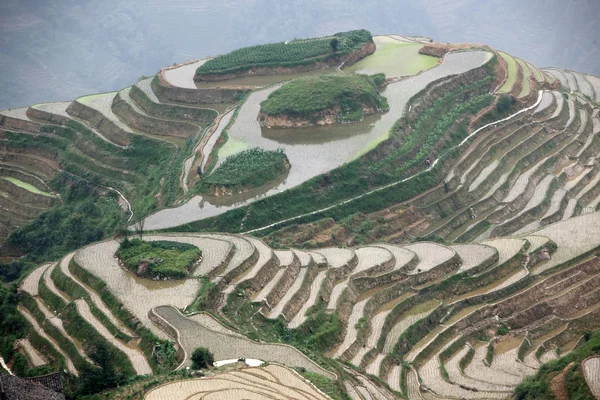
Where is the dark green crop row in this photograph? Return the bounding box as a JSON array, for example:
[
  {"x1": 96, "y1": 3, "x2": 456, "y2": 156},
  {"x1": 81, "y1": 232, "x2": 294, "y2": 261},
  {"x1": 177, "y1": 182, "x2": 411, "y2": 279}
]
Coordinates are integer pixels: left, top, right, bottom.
[{"x1": 196, "y1": 30, "x2": 372, "y2": 76}]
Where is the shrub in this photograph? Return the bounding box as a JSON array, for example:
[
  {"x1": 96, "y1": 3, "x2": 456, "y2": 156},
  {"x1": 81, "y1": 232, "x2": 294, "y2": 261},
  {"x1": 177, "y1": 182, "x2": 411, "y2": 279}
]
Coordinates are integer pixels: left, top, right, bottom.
[{"x1": 191, "y1": 347, "x2": 214, "y2": 369}]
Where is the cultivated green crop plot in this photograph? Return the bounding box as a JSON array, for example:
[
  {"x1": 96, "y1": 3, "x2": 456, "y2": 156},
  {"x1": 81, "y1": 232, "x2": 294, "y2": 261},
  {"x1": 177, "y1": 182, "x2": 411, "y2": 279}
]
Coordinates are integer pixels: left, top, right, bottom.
[
  {"x1": 260, "y1": 74, "x2": 388, "y2": 123},
  {"x1": 2, "y1": 177, "x2": 55, "y2": 197},
  {"x1": 117, "y1": 239, "x2": 202, "y2": 279},
  {"x1": 516, "y1": 58, "x2": 531, "y2": 98},
  {"x1": 196, "y1": 29, "x2": 372, "y2": 77},
  {"x1": 497, "y1": 51, "x2": 518, "y2": 93},
  {"x1": 200, "y1": 148, "x2": 289, "y2": 193},
  {"x1": 345, "y1": 36, "x2": 438, "y2": 77}
]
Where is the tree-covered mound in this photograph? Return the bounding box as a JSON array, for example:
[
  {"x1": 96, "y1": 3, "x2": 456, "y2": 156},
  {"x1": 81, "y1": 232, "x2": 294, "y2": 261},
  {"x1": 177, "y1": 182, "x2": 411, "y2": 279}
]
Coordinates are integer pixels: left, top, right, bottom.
[
  {"x1": 199, "y1": 148, "x2": 289, "y2": 195},
  {"x1": 195, "y1": 29, "x2": 373, "y2": 78},
  {"x1": 116, "y1": 238, "x2": 201, "y2": 279},
  {"x1": 259, "y1": 74, "x2": 388, "y2": 126}
]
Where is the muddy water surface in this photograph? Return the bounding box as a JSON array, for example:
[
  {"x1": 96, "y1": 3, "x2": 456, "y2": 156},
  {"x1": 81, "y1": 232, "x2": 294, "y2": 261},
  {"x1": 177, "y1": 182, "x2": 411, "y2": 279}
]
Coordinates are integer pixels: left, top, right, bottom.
[{"x1": 142, "y1": 51, "x2": 492, "y2": 230}]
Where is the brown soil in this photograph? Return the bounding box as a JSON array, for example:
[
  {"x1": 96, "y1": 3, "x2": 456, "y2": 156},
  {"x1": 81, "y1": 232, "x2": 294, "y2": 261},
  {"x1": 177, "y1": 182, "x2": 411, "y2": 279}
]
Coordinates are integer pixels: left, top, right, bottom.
[
  {"x1": 259, "y1": 105, "x2": 379, "y2": 129},
  {"x1": 550, "y1": 362, "x2": 575, "y2": 400}
]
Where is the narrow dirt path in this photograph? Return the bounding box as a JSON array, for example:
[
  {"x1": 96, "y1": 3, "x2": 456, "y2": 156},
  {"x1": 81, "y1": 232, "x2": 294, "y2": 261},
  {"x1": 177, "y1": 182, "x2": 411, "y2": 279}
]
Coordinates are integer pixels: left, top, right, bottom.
[{"x1": 244, "y1": 91, "x2": 544, "y2": 235}]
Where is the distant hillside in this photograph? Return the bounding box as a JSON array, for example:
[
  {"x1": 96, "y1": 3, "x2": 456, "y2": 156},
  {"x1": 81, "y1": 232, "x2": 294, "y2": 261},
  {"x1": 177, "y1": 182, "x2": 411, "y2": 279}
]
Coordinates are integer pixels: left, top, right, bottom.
[{"x1": 1, "y1": 0, "x2": 599, "y2": 108}]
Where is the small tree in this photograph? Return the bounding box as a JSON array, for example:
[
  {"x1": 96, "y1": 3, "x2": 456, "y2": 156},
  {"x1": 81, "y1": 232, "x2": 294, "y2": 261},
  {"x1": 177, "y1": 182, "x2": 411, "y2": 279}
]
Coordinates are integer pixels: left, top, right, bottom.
[
  {"x1": 496, "y1": 95, "x2": 515, "y2": 114},
  {"x1": 330, "y1": 38, "x2": 339, "y2": 53},
  {"x1": 191, "y1": 347, "x2": 214, "y2": 369}
]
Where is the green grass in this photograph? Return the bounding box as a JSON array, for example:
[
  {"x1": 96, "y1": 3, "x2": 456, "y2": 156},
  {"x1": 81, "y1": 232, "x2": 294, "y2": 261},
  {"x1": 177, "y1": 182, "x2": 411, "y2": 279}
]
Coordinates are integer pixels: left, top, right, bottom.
[
  {"x1": 199, "y1": 148, "x2": 289, "y2": 192},
  {"x1": 345, "y1": 37, "x2": 438, "y2": 76},
  {"x1": 196, "y1": 30, "x2": 372, "y2": 76},
  {"x1": 2, "y1": 177, "x2": 56, "y2": 197},
  {"x1": 216, "y1": 137, "x2": 248, "y2": 159},
  {"x1": 116, "y1": 238, "x2": 201, "y2": 279},
  {"x1": 260, "y1": 74, "x2": 387, "y2": 122},
  {"x1": 513, "y1": 329, "x2": 600, "y2": 400},
  {"x1": 497, "y1": 51, "x2": 518, "y2": 94},
  {"x1": 295, "y1": 369, "x2": 352, "y2": 400}
]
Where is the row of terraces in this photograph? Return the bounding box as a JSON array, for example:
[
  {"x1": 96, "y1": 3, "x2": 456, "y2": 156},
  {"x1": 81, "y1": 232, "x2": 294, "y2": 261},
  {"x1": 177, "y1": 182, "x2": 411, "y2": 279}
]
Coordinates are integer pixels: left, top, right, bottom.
[
  {"x1": 16, "y1": 210, "x2": 600, "y2": 398},
  {"x1": 415, "y1": 85, "x2": 600, "y2": 243},
  {"x1": 495, "y1": 50, "x2": 555, "y2": 98}
]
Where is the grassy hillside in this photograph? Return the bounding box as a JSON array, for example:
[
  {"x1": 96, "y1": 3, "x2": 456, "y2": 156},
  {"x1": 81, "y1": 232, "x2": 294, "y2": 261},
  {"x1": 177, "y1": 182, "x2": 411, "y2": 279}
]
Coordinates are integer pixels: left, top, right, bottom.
[
  {"x1": 260, "y1": 74, "x2": 388, "y2": 123},
  {"x1": 195, "y1": 30, "x2": 373, "y2": 77}
]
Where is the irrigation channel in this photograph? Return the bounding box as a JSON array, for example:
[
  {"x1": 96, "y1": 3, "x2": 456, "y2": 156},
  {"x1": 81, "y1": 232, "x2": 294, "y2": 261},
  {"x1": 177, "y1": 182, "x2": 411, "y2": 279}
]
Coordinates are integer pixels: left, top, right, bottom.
[{"x1": 141, "y1": 50, "x2": 493, "y2": 230}]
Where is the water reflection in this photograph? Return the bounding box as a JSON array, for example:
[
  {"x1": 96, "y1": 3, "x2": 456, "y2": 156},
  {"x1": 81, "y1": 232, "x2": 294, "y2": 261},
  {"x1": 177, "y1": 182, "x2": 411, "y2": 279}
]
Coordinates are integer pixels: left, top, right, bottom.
[{"x1": 142, "y1": 51, "x2": 492, "y2": 230}]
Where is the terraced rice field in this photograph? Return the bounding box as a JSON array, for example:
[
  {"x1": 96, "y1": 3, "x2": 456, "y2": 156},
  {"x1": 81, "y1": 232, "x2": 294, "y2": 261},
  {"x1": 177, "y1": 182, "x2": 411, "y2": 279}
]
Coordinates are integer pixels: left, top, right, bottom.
[
  {"x1": 75, "y1": 92, "x2": 133, "y2": 133},
  {"x1": 144, "y1": 364, "x2": 330, "y2": 400},
  {"x1": 345, "y1": 35, "x2": 439, "y2": 77},
  {"x1": 152, "y1": 305, "x2": 334, "y2": 378},
  {"x1": 582, "y1": 356, "x2": 600, "y2": 398},
  {"x1": 75, "y1": 299, "x2": 151, "y2": 375},
  {"x1": 163, "y1": 59, "x2": 208, "y2": 89},
  {"x1": 516, "y1": 58, "x2": 532, "y2": 98},
  {"x1": 16, "y1": 338, "x2": 47, "y2": 367},
  {"x1": 141, "y1": 50, "x2": 493, "y2": 230},
  {"x1": 497, "y1": 51, "x2": 518, "y2": 94}
]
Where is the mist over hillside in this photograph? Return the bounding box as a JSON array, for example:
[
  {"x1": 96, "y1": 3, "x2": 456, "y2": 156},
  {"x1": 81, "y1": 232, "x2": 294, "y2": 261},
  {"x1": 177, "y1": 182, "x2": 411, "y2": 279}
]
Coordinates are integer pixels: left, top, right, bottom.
[{"x1": 0, "y1": 0, "x2": 598, "y2": 109}]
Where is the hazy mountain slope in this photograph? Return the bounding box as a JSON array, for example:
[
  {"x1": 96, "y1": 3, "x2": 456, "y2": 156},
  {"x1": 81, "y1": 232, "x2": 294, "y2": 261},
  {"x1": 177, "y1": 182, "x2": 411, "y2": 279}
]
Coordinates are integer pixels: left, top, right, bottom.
[{"x1": 1, "y1": 0, "x2": 598, "y2": 109}]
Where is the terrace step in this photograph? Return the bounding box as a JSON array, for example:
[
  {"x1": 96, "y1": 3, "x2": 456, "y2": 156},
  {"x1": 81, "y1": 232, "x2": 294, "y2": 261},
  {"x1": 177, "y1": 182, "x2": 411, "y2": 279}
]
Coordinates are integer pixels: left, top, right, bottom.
[
  {"x1": 58, "y1": 252, "x2": 134, "y2": 337},
  {"x1": 401, "y1": 242, "x2": 456, "y2": 276},
  {"x1": 287, "y1": 269, "x2": 327, "y2": 329},
  {"x1": 17, "y1": 305, "x2": 79, "y2": 376},
  {"x1": 451, "y1": 244, "x2": 498, "y2": 274},
  {"x1": 16, "y1": 338, "x2": 47, "y2": 367},
  {"x1": 74, "y1": 299, "x2": 151, "y2": 375},
  {"x1": 419, "y1": 337, "x2": 511, "y2": 398}
]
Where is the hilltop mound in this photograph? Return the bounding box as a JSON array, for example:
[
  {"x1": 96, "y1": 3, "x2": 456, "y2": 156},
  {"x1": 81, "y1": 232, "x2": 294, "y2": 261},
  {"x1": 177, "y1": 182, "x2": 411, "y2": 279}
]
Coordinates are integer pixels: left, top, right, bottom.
[
  {"x1": 259, "y1": 74, "x2": 388, "y2": 128},
  {"x1": 194, "y1": 29, "x2": 375, "y2": 81}
]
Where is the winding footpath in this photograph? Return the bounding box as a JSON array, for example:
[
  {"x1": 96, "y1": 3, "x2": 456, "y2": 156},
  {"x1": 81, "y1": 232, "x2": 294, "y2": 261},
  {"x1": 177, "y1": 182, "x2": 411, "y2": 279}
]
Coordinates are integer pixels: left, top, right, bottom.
[{"x1": 244, "y1": 90, "x2": 544, "y2": 234}]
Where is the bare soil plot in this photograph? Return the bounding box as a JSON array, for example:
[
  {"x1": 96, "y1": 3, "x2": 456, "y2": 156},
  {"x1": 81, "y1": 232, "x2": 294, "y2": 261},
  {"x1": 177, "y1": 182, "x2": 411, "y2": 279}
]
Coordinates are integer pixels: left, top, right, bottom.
[
  {"x1": 75, "y1": 299, "x2": 151, "y2": 375},
  {"x1": 288, "y1": 270, "x2": 327, "y2": 328},
  {"x1": 16, "y1": 338, "x2": 47, "y2": 367},
  {"x1": 452, "y1": 244, "x2": 497, "y2": 273},
  {"x1": 402, "y1": 243, "x2": 455, "y2": 275},
  {"x1": 532, "y1": 212, "x2": 600, "y2": 274},
  {"x1": 17, "y1": 305, "x2": 78, "y2": 376},
  {"x1": 152, "y1": 305, "x2": 334, "y2": 379},
  {"x1": 145, "y1": 364, "x2": 330, "y2": 400},
  {"x1": 21, "y1": 263, "x2": 51, "y2": 296},
  {"x1": 582, "y1": 356, "x2": 600, "y2": 398}
]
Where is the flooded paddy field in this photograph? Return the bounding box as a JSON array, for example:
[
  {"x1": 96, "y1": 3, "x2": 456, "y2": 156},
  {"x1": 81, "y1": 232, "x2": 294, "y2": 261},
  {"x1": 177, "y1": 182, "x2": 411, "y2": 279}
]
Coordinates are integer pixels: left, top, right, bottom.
[{"x1": 143, "y1": 50, "x2": 492, "y2": 230}]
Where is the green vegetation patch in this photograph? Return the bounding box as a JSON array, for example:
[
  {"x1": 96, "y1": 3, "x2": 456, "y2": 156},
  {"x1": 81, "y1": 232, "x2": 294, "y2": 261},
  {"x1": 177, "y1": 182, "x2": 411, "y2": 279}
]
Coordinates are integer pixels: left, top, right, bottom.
[
  {"x1": 196, "y1": 30, "x2": 372, "y2": 76},
  {"x1": 514, "y1": 329, "x2": 600, "y2": 400},
  {"x1": 260, "y1": 74, "x2": 388, "y2": 123},
  {"x1": 346, "y1": 38, "x2": 438, "y2": 77},
  {"x1": 117, "y1": 238, "x2": 201, "y2": 279},
  {"x1": 199, "y1": 148, "x2": 289, "y2": 193},
  {"x1": 2, "y1": 177, "x2": 56, "y2": 197},
  {"x1": 498, "y1": 51, "x2": 518, "y2": 94}
]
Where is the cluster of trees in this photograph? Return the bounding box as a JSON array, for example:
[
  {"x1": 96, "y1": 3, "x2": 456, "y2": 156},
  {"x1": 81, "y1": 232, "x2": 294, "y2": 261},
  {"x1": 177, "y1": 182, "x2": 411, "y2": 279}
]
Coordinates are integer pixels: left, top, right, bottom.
[{"x1": 196, "y1": 29, "x2": 372, "y2": 75}]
